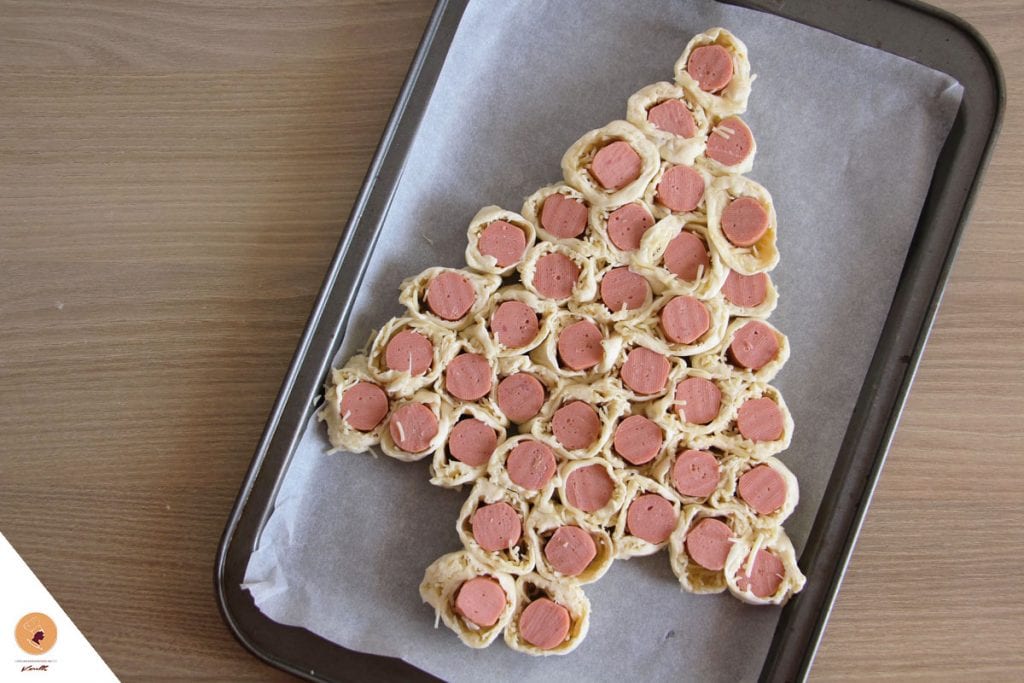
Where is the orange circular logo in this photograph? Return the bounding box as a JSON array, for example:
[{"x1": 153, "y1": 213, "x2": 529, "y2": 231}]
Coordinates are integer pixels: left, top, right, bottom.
[{"x1": 15, "y1": 613, "x2": 57, "y2": 655}]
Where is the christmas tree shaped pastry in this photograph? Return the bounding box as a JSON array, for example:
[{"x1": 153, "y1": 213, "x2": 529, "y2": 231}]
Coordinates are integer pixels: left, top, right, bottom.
[{"x1": 320, "y1": 27, "x2": 805, "y2": 655}]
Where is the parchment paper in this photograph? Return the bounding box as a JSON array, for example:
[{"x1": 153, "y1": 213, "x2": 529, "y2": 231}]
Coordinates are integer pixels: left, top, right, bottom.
[{"x1": 242, "y1": 1, "x2": 963, "y2": 680}]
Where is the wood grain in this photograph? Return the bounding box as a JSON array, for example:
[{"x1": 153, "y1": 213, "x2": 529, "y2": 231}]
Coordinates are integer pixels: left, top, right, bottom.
[{"x1": 0, "y1": 1, "x2": 1020, "y2": 681}]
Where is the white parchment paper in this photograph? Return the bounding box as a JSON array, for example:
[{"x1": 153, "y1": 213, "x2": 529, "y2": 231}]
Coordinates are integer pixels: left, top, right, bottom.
[{"x1": 242, "y1": 1, "x2": 962, "y2": 680}]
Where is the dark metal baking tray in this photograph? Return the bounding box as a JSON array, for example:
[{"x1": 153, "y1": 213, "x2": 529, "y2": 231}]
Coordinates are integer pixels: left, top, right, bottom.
[{"x1": 214, "y1": 1, "x2": 1004, "y2": 680}]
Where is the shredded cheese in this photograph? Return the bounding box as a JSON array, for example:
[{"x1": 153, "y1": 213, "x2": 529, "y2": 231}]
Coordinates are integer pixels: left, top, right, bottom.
[{"x1": 715, "y1": 124, "x2": 736, "y2": 139}]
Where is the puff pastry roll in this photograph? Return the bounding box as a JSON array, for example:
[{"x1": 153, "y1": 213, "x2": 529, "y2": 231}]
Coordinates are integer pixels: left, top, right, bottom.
[
  {"x1": 527, "y1": 504, "x2": 615, "y2": 586},
  {"x1": 561, "y1": 120, "x2": 661, "y2": 208},
  {"x1": 718, "y1": 267, "x2": 778, "y2": 318},
  {"x1": 504, "y1": 573, "x2": 591, "y2": 656},
  {"x1": 643, "y1": 161, "x2": 714, "y2": 220},
  {"x1": 705, "y1": 175, "x2": 779, "y2": 275},
  {"x1": 457, "y1": 479, "x2": 537, "y2": 575},
  {"x1": 530, "y1": 377, "x2": 629, "y2": 460},
  {"x1": 611, "y1": 342, "x2": 686, "y2": 403},
  {"x1": 399, "y1": 267, "x2": 501, "y2": 332},
  {"x1": 530, "y1": 310, "x2": 623, "y2": 381},
  {"x1": 602, "y1": 410, "x2": 676, "y2": 471},
  {"x1": 464, "y1": 286, "x2": 557, "y2": 360},
  {"x1": 464, "y1": 205, "x2": 537, "y2": 276},
  {"x1": 434, "y1": 336, "x2": 504, "y2": 421},
  {"x1": 521, "y1": 183, "x2": 605, "y2": 252},
  {"x1": 611, "y1": 473, "x2": 683, "y2": 559},
  {"x1": 548, "y1": 457, "x2": 628, "y2": 528},
  {"x1": 693, "y1": 317, "x2": 789, "y2": 384},
  {"x1": 319, "y1": 354, "x2": 390, "y2": 454},
  {"x1": 419, "y1": 551, "x2": 518, "y2": 648},
  {"x1": 668, "y1": 502, "x2": 755, "y2": 594},
  {"x1": 674, "y1": 27, "x2": 754, "y2": 117},
  {"x1": 517, "y1": 240, "x2": 599, "y2": 306},
  {"x1": 430, "y1": 402, "x2": 508, "y2": 489},
  {"x1": 645, "y1": 368, "x2": 745, "y2": 440},
  {"x1": 487, "y1": 434, "x2": 563, "y2": 504},
  {"x1": 588, "y1": 198, "x2": 657, "y2": 264},
  {"x1": 378, "y1": 389, "x2": 453, "y2": 462},
  {"x1": 651, "y1": 437, "x2": 735, "y2": 505},
  {"x1": 725, "y1": 526, "x2": 806, "y2": 606},
  {"x1": 570, "y1": 263, "x2": 658, "y2": 325},
  {"x1": 698, "y1": 115, "x2": 757, "y2": 176},
  {"x1": 632, "y1": 215, "x2": 728, "y2": 300},
  {"x1": 626, "y1": 81, "x2": 710, "y2": 166},
  {"x1": 723, "y1": 455, "x2": 799, "y2": 529},
  {"x1": 706, "y1": 383, "x2": 794, "y2": 460},
  {"x1": 491, "y1": 354, "x2": 565, "y2": 426},
  {"x1": 366, "y1": 316, "x2": 458, "y2": 397},
  {"x1": 615, "y1": 292, "x2": 728, "y2": 357}
]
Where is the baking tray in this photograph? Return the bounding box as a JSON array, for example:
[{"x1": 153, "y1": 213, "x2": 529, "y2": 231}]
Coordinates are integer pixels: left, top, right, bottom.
[{"x1": 214, "y1": 0, "x2": 1004, "y2": 680}]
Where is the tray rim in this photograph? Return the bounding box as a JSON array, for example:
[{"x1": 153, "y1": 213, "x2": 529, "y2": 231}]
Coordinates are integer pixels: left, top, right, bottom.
[{"x1": 215, "y1": 2, "x2": 1006, "y2": 682}]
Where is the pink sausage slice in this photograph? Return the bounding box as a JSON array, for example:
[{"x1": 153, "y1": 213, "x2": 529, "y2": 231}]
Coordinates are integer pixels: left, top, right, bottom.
[
  {"x1": 385, "y1": 329, "x2": 433, "y2": 376},
  {"x1": 687, "y1": 44, "x2": 734, "y2": 93},
  {"x1": 506, "y1": 439, "x2": 557, "y2": 491},
  {"x1": 738, "y1": 464, "x2": 787, "y2": 515},
  {"x1": 590, "y1": 140, "x2": 642, "y2": 191},
  {"x1": 607, "y1": 203, "x2": 655, "y2": 251},
  {"x1": 471, "y1": 502, "x2": 522, "y2": 552},
  {"x1": 735, "y1": 549, "x2": 785, "y2": 598},
  {"x1": 721, "y1": 196, "x2": 769, "y2": 247},
  {"x1": 674, "y1": 377, "x2": 722, "y2": 425},
  {"x1": 533, "y1": 253, "x2": 580, "y2": 300},
  {"x1": 626, "y1": 494, "x2": 677, "y2": 544},
  {"x1": 620, "y1": 347, "x2": 671, "y2": 395},
  {"x1": 613, "y1": 415, "x2": 663, "y2": 465},
  {"x1": 660, "y1": 296, "x2": 711, "y2": 345},
  {"x1": 551, "y1": 401, "x2": 602, "y2": 451},
  {"x1": 736, "y1": 397, "x2": 784, "y2": 442},
  {"x1": 426, "y1": 271, "x2": 476, "y2": 321},
  {"x1": 647, "y1": 99, "x2": 697, "y2": 138},
  {"x1": 671, "y1": 449, "x2": 720, "y2": 497},
  {"x1": 340, "y1": 381, "x2": 389, "y2": 431},
  {"x1": 389, "y1": 403, "x2": 438, "y2": 452},
  {"x1": 721, "y1": 269, "x2": 768, "y2": 308},
  {"x1": 540, "y1": 193, "x2": 588, "y2": 239},
  {"x1": 545, "y1": 526, "x2": 598, "y2": 577},
  {"x1": 706, "y1": 117, "x2": 755, "y2": 168},
  {"x1": 557, "y1": 320, "x2": 604, "y2": 371},
  {"x1": 491, "y1": 300, "x2": 539, "y2": 349},
  {"x1": 565, "y1": 464, "x2": 615, "y2": 513},
  {"x1": 656, "y1": 165, "x2": 705, "y2": 213},
  {"x1": 663, "y1": 230, "x2": 710, "y2": 282},
  {"x1": 448, "y1": 418, "x2": 497, "y2": 467},
  {"x1": 454, "y1": 577, "x2": 506, "y2": 628},
  {"x1": 519, "y1": 597, "x2": 571, "y2": 650},
  {"x1": 478, "y1": 220, "x2": 527, "y2": 267},
  {"x1": 496, "y1": 373, "x2": 546, "y2": 423},
  {"x1": 445, "y1": 353, "x2": 492, "y2": 401},
  {"x1": 685, "y1": 517, "x2": 733, "y2": 570},
  {"x1": 728, "y1": 320, "x2": 779, "y2": 370},
  {"x1": 600, "y1": 267, "x2": 650, "y2": 313}
]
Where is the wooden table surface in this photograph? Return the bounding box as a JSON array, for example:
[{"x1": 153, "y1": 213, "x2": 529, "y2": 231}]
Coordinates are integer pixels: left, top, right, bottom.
[{"x1": 1, "y1": 1, "x2": 1021, "y2": 680}]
